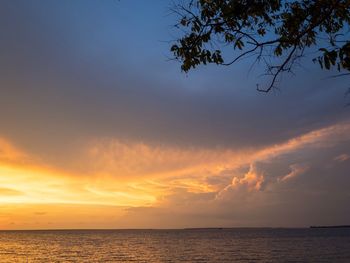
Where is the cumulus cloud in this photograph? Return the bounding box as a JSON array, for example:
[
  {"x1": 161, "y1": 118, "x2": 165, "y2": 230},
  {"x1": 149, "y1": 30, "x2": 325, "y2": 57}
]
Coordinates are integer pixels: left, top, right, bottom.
[
  {"x1": 215, "y1": 164, "x2": 264, "y2": 201},
  {"x1": 231, "y1": 164, "x2": 265, "y2": 191}
]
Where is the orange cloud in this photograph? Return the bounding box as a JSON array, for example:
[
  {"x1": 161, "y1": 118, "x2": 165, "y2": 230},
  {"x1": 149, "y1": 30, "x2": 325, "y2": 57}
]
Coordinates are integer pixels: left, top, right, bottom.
[
  {"x1": 79, "y1": 121, "x2": 350, "y2": 199},
  {"x1": 0, "y1": 137, "x2": 32, "y2": 168},
  {"x1": 215, "y1": 164, "x2": 264, "y2": 201},
  {"x1": 0, "y1": 137, "x2": 157, "y2": 210},
  {"x1": 85, "y1": 122, "x2": 350, "y2": 178},
  {"x1": 231, "y1": 164, "x2": 264, "y2": 191},
  {"x1": 278, "y1": 164, "x2": 309, "y2": 182},
  {"x1": 0, "y1": 121, "x2": 349, "y2": 229}
]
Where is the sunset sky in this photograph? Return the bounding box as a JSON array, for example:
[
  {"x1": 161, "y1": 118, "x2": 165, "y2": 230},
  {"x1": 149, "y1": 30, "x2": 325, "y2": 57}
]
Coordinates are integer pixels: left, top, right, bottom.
[{"x1": 0, "y1": 0, "x2": 350, "y2": 229}]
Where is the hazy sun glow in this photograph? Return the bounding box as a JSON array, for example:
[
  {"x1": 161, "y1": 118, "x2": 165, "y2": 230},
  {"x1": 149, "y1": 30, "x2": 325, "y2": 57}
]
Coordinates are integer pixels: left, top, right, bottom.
[{"x1": 0, "y1": 122, "x2": 349, "y2": 229}]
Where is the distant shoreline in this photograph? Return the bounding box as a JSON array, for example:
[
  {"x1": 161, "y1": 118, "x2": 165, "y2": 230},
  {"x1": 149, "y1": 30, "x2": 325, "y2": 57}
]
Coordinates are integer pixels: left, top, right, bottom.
[
  {"x1": 310, "y1": 225, "x2": 350, "y2": 228},
  {"x1": 1, "y1": 226, "x2": 349, "y2": 231},
  {"x1": 0, "y1": 227, "x2": 297, "y2": 232}
]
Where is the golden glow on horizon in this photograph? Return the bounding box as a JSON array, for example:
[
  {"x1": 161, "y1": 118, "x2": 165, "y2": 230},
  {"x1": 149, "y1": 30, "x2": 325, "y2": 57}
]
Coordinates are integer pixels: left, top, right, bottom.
[
  {"x1": 0, "y1": 163, "x2": 157, "y2": 206},
  {"x1": 0, "y1": 122, "x2": 349, "y2": 229}
]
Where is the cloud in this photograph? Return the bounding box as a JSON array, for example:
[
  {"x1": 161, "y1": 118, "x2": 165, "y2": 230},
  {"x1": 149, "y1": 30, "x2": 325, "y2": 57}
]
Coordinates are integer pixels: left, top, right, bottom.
[
  {"x1": 334, "y1": 153, "x2": 350, "y2": 162},
  {"x1": 78, "y1": 121, "x2": 350, "y2": 190},
  {"x1": 231, "y1": 164, "x2": 265, "y2": 191},
  {"x1": 278, "y1": 164, "x2": 309, "y2": 182},
  {"x1": 0, "y1": 137, "x2": 27, "y2": 163},
  {"x1": 0, "y1": 187, "x2": 23, "y2": 196},
  {"x1": 215, "y1": 164, "x2": 264, "y2": 200},
  {"x1": 0, "y1": 120, "x2": 349, "y2": 228},
  {"x1": 34, "y1": 211, "x2": 47, "y2": 216}
]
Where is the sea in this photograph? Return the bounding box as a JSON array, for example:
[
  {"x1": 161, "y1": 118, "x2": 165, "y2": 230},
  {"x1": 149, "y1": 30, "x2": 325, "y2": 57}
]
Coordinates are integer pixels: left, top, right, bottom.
[{"x1": 0, "y1": 228, "x2": 349, "y2": 262}]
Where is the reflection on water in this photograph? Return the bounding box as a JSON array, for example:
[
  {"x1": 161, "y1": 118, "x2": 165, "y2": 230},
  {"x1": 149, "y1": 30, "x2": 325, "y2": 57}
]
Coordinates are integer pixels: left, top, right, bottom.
[{"x1": 0, "y1": 228, "x2": 349, "y2": 262}]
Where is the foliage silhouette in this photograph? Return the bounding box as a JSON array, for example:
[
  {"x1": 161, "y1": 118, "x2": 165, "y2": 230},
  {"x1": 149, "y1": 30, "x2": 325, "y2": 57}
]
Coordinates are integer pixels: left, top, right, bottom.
[{"x1": 170, "y1": 0, "x2": 350, "y2": 92}]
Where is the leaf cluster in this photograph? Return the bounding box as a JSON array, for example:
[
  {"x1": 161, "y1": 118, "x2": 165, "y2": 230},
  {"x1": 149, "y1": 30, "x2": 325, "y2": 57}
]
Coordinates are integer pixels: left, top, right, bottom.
[{"x1": 171, "y1": 0, "x2": 350, "y2": 92}]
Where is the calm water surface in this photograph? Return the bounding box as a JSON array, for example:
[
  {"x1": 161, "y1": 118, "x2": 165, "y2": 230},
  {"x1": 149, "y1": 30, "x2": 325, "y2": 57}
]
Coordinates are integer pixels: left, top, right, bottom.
[{"x1": 0, "y1": 228, "x2": 349, "y2": 262}]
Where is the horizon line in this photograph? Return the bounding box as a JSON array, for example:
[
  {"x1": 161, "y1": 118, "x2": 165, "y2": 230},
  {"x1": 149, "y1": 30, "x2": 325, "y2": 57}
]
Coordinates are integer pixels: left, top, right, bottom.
[{"x1": 0, "y1": 226, "x2": 318, "y2": 231}]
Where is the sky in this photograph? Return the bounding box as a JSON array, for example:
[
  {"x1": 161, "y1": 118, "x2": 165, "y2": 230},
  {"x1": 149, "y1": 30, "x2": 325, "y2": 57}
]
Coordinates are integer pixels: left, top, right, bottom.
[{"x1": 0, "y1": 0, "x2": 350, "y2": 229}]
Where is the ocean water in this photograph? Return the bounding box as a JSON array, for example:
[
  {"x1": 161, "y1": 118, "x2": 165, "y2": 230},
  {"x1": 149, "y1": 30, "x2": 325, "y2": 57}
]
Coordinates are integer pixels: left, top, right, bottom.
[{"x1": 0, "y1": 228, "x2": 349, "y2": 262}]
